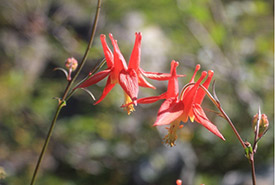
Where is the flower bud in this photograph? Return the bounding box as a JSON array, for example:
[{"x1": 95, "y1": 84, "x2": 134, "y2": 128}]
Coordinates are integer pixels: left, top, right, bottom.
[
  {"x1": 65, "y1": 57, "x2": 78, "y2": 71},
  {"x1": 176, "y1": 179, "x2": 182, "y2": 185},
  {"x1": 252, "y1": 113, "x2": 269, "y2": 138}
]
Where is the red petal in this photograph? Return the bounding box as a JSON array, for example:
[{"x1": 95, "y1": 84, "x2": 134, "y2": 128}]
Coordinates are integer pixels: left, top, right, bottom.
[
  {"x1": 194, "y1": 70, "x2": 214, "y2": 105},
  {"x1": 181, "y1": 71, "x2": 207, "y2": 122},
  {"x1": 193, "y1": 104, "x2": 225, "y2": 141},
  {"x1": 75, "y1": 69, "x2": 112, "y2": 89},
  {"x1": 94, "y1": 77, "x2": 116, "y2": 105},
  {"x1": 137, "y1": 72, "x2": 156, "y2": 89},
  {"x1": 166, "y1": 60, "x2": 179, "y2": 98},
  {"x1": 128, "y1": 32, "x2": 142, "y2": 70},
  {"x1": 119, "y1": 68, "x2": 139, "y2": 104},
  {"x1": 121, "y1": 93, "x2": 166, "y2": 108},
  {"x1": 153, "y1": 98, "x2": 184, "y2": 126},
  {"x1": 100, "y1": 34, "x2": 114, "y2": 68},
  {"x1": 189, "y1": 64, "x2": 201, "y2": 83},
  {"x1": 109, "y1": 33, "x2": 128, "y2": 72},
  {"x1": 141, "y1": 69, "x2": 184, "y2": 81},
  {"x1": 137, "y1": 92, "x2": 167, "y2": 104},
  {"x1": 182, "y1": 64, "x2": 201, "y2": 96}
]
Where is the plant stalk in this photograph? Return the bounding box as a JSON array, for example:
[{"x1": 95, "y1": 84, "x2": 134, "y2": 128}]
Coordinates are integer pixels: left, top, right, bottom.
[
  {"x1": 198, "y1": 84, "x2": 246, "y2": 149},
  {"x1": 198, "y1": 83, "x2": 257, "y2": 185},
  {"x1": 250, "y1": 154, "x2": 257, "y2": 185},
  {"x1": 29, "y1": 1, "x2": 101, "y2": 184},
  {"x1": 180, "y1": 77, "x2": 257, "y2": 185},
  {"x1": 29, "y1": 102, "x2": 64, "y2": 185},
  {"x1": 62, "y1": 0, "x2": 101, "y2": 101}
]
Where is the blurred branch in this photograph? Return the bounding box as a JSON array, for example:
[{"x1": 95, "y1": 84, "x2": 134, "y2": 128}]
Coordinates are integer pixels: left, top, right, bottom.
[{"x1": 187, "y1": 19, "x2": 232, "y2": 69}]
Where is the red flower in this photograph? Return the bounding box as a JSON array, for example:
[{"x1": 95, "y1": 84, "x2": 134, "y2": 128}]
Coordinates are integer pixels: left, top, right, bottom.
[
  {"x1": 76, "y1": 33, "x2": 173, "y2": 114},
  {"x1": 156, "y1": 64, "x2": 225, "y2": 145},
  {"x1": 122, "y1": 60, "x2": 181, "y2": 106},
  {"x1": 126, "y1": 62, "x2": 225, "y2": 146}
]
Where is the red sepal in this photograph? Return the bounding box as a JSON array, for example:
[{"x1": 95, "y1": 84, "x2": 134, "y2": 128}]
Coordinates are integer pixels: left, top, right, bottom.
[
  {"x1": 94, "y1": 77, "x2": 116, "y2": 105},
  {"x1": 193, "y1": 104, "x2": 225, "y2": 141},
  {"x1": 153, "y1": 98, "x2": 184, "y2": 126},
  {"x1": 76, "y1": 69, "x2": 112, "y2": 89}
]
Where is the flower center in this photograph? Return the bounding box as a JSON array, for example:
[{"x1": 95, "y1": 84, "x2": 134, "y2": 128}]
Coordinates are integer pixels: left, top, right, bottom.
[
  {"x1": 163, "y1": 121, "x2": 183, "y2": 147},
  {"x1": 123, "y1": 93, "x2": 135, "y2": 115}
]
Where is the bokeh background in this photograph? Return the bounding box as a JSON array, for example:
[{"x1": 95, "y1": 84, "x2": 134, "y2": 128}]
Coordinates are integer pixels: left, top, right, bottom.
[{"x1": 0, "y1": 0, "x2": 273, "y2": 184}]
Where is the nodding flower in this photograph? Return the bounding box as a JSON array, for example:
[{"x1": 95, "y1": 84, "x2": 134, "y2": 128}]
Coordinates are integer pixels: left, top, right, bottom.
[
  {"x1": 123, "y1": 62, "x2": 225, "y2": 146},
  {"x1": 75, "y1": 33, "x2": 178, "y2": 115}
]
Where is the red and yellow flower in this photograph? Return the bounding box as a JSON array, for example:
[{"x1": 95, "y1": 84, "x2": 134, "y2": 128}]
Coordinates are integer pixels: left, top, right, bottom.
[
  {"x1": 76, "y1": 33, "x2": 174, "y2": 114},
  {"x1": 124, "y1": 61, "x2": 225, "y2": 146}
]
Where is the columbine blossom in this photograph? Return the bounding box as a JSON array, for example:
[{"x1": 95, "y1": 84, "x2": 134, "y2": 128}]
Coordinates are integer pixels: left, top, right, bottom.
[
  {"x1": 76, "y1": 33, "x2": 174, "y2": 114},
  {"x1": 155, "y1": 64, "x2": 225, "y2": 146},
  {"x1": 125, "y1": 62, "x2": 225, "y2": 146}
]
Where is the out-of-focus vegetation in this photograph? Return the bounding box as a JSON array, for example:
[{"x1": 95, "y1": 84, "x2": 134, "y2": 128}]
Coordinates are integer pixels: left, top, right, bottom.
[{"x1": 0, "y1": 0, "x2": 273, "y2": 185}]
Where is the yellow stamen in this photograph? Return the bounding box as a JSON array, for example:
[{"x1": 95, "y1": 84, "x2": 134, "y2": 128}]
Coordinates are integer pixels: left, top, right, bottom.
[
  {"x1": 123, "y1": 93, "x2": 135, "y2": 115},
  {"x1": 163, "y1": 121, "x2": 183, "y2": 147},
  {"x1": 188, "y1": 109, "x2": 195, "y2": 122},
  {"x1": 189, "y1": 115, "x2": 195, "y2": 122}
]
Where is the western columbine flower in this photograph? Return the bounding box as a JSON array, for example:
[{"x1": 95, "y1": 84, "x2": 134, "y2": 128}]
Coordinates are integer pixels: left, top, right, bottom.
[
  {"x1": 155, "y1": 64, "x2": 225, "y2": 146},
  {"x1": 125, "y1": 62, "x2": 225, "y2": 146},
  {"x1": 76, "y1": 33, "x2": 173, "y2": 114}
]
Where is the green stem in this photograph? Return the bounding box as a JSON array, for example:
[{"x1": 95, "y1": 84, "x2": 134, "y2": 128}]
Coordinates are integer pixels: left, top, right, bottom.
[
  {"x1": 30, "y1": 102, "x2": 64, "y2": 185},
  {"x1": 65, "y1": 58, "x2": 106, "y2": 101},
  {"x1": 29, "y1": 1, "x2": 101, "y2": 184},
  {"x1": 62, "y1": 0, "x2": 101, "y2": 101}
]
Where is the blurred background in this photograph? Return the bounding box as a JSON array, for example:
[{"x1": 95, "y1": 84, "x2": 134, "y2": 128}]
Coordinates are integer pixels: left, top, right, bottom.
[{"x1": 0, "y1": 0, "x2": 273, "y2": 184}]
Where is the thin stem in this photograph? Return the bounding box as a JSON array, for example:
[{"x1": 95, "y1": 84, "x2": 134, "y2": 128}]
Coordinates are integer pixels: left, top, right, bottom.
[
  {"x1": 202, "y1": 84, "x2": 258, "y2": 185},
  {"x1": 62, "y1": 0, "x2": 101, "y2": 101},
  {"x1": 250, "y1": 154, "x2": 257, "y2": 185},
  {"x1": 217, "y1": 105, "x2": 246, "y2": 149},
  {"x1": 252, "y1": 108, "x2": 261, "y2": 153},
  {"x1": 29, "y1": 1, "x2": 101, "y2": 185},
  {"x1": 247, "y1": 108, "x2": 262, "y2": 185},
  {"x1": 30, "y1": 102, "x2": 64, "y2": 185},
  {"x1": 181, "y1": 82, "x2": 256, "y2": 184},
  {"x1": 198, "y1": 84, "x2": 247, "y2": 149},
  {"x1": 179, "y1": 82, "x2": 196, "y2": 100},
  {"x1": 74, "y1": 58, "x2": 106, "y2": 89},
  {"x1": 65, "y1": 58, "x2": 106, "y2": 101}
]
